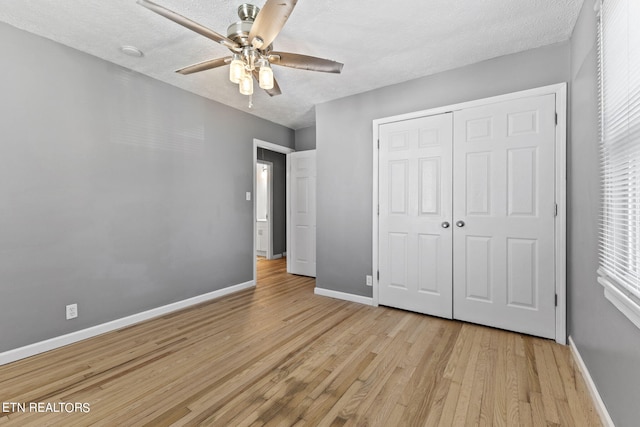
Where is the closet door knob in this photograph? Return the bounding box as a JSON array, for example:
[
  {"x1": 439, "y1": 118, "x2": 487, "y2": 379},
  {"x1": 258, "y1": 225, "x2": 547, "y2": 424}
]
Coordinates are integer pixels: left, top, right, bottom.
[
  {"x1": 441, "y1": 221, "x2": 450, "y2": 228},
  {"x1": 456, "y1": 220, "x2": 465, "y2": 228}
]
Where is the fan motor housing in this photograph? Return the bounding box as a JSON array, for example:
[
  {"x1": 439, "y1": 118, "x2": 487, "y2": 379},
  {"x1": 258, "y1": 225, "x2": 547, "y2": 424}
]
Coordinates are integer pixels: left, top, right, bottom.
[
  {"x1": 227, "y1": 4, "x2": 260, "y2": 46},
  {"x1": 227, "y1": 20, "x2": 253, "y2": 45}
]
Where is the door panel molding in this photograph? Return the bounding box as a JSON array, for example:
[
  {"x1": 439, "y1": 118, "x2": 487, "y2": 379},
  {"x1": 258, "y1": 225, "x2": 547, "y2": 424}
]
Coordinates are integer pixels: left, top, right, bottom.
[{"x1": 372, "y1": 83, "x2": 567, "y2": 344}]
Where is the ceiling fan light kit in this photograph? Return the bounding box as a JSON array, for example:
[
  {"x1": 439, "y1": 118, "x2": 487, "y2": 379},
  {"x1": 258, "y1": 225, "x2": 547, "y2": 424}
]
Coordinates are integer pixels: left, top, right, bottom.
[{"x1": 137, "y1": 0, "x2": 343, "y2": 105}]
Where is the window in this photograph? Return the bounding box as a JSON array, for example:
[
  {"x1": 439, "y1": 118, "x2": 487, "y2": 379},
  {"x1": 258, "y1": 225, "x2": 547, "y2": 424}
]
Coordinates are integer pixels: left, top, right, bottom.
[{"x1": 597, "y1": 0, "x2": 640, "y2": 328}]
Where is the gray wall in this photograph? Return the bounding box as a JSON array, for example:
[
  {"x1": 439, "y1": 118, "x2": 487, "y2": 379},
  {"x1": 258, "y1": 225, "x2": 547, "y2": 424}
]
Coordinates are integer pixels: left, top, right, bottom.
[
  {"x1": 316, "y1": 42, "x2": 570, "y2": 297},
  {"x1": 569, "y1": 3, "x2": 640, "y2": 425},
  {"x1": 0, "y1": 23, "x2": 293, "y2": 352},
  {"x1": 257, "y1": 148, "x2": 287, "y2": 256},
  {"x1": 294, "y1": 126, "x2": 316, "y2": 151}
]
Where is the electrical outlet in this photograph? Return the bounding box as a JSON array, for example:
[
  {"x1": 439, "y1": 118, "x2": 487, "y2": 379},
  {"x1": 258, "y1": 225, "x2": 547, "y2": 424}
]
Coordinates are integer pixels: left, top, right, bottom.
[
  {"x1": 66, "y1": 304, "x2": 78, "y2": 320},
  {"x1": 366, "y1": 275, "x2": 373, "y2": 287}
]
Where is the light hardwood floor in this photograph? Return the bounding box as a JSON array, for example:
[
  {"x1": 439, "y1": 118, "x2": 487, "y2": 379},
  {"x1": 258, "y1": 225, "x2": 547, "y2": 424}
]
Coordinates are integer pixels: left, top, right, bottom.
[{"x1": 0, "y1": 258, "x2": 601, "y2": 426}]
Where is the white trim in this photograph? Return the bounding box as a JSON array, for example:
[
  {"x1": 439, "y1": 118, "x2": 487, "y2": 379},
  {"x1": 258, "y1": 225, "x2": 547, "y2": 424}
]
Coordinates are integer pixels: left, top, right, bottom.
[
  {"x1": 253, "y1": 139, "x2": 295, "y2": 283},
  {"x1": 314, "y1": 287, "x2": 375, "y2": 306},
  {"x1": 0, "y1": 280, "x2": 255, "y2": 366},
  {"x1": 568, "y1": 336, "x2": 615, "y2": 427},
  {"x1": 286, "y1": 154, "x2": 291, "y2": 274},
  {"x1": 372, "y1": 83, "x2": 568, "y2": 127},
  {"x1": 254, "y1": 139, "x2": 295, "y2": 155},
  {"x1": 555, "y1": 83, "x2": 568, "y2": 345},
  {"x1": 372, "y1": 83, "x2": 568, "y2": 344},
  {"x1": 372, "y1": 122, "x2": 380, "y2": 308},
  {"x1": 599, "y1": 276, "x2": 640, "y2": 330}
]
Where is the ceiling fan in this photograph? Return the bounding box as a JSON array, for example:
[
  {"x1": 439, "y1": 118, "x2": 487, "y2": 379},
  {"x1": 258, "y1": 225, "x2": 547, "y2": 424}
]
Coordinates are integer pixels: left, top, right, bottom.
[{"x1": 137, "y1": 0, "x2": 344, "y2": 103}]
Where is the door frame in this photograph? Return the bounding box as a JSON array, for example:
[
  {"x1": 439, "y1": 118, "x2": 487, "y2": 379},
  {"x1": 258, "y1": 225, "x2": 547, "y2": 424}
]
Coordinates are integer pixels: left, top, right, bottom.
[
  {"x1": 253, "y1": 139, "x2": 295, "y2": 284},
  {"x1": 372, "y1": 83, "x2": 567, "y2": 344},
  {"x1": 256, "y1": 160, "x2": 274, "y2": 259}
]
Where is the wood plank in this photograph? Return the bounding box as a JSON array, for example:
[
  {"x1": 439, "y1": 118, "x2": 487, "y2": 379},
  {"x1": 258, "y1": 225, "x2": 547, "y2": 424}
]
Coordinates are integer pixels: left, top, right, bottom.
[
  {"x1": 491, "y1": 330, "x2": 508, "y2": 427},
  {"x1": 533, "y1": 341, "x2": 561, "y2": 424},
  {"x1": 463, "y1": 328, "x2": 492, "y2": 426},
  {"x1": 505, "y1": 334, "x2": 521, "y2": 426},
  {"x1": 477, "y1": 328, "x2": 497, "y2": 427},
  {"x1": 451, "y1": 325, "x2": 484, "y2": 426}
]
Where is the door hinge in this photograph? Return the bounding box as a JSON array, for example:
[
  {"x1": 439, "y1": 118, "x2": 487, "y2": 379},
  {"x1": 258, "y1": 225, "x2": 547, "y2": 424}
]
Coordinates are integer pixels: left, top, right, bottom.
[
  {"x1": 555, "y1": 294, "x2": 558, "y2": 306},
  {"x1": 555, "y1": 112, "x2": 558, "y2": 125},
  {"x1": 377, "y1": 205, "x2": 380, "y2": 215},
  {"x1": 555, "y1": 203, "x2": 558, "y2": 217},
  {"x1": 377, "y1": 270, "x2": 380, "y2": 280},
  {"x1": 377, "y1": 139, "x2": 380, "y2": 149}
]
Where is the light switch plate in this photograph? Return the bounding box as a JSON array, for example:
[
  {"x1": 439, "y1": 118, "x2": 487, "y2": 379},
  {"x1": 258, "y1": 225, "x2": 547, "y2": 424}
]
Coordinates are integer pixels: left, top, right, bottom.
[{"x1": 246, "y1": 192, "x2": 251, "y2": 201}]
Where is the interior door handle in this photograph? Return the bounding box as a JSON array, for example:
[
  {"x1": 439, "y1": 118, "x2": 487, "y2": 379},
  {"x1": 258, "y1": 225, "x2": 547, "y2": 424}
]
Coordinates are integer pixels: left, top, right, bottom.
[
  {"x1": 441, "y1": 221, "x2": 450, "y2": 228},
  {"x1": 456, "y1": 220, "x2": 465, "y2": 227}
]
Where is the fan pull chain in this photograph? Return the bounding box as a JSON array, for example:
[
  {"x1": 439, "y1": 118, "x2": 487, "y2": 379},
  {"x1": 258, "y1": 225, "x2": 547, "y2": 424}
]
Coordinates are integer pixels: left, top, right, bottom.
[{"x1": 248, "y1": 94, "x2": 254, "y2": 109}]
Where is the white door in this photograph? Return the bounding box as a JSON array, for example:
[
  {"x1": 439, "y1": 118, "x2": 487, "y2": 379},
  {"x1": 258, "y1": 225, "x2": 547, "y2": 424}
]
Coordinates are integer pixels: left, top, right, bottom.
[
  {"x1": 452, "y1": 94, "x2": 556, "y2": 338},
  {"x1": 289, "y1": 151, "x2": 316, "y2": 277},
  {"x1": 378, "y1": 114, "x2": 454, "y2": 318}
]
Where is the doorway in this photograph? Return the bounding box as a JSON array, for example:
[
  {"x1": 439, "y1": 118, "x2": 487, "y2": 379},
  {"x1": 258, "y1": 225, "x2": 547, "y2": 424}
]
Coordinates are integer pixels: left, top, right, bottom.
[{"x1": 253, "y1": 139, "x2": 294, "y2": 284}]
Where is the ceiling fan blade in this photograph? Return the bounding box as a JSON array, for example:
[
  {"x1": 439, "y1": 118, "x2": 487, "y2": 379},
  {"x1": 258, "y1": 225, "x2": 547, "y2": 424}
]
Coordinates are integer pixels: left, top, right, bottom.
[
  {"x1": 137, "y1": 0, "x2": 240, "y2": 51},
  {"x1": 176, "y1": 57, "x2": 232, "y2": 75},
  {"x1": 252, "y1": 70, "x2": 282, "y2": 97},
  {"x1": 248, "y1": 0, "x2": 297, "y2": 49},
  {"x1": 269, "y1": 52, "x2": 344, "y2": 74}
]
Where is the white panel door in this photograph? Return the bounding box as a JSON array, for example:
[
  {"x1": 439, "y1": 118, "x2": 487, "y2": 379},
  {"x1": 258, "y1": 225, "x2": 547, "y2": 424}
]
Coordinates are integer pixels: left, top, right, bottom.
[
  {"x1": 379, "y1": 114, "x2": 453, "y2": 318},
  {"x1": 289, "y1": 151, "x2": 316, "y2": 277},
  {"x1": 452, "y1": 94, "x2": 556, "y2": 338}
]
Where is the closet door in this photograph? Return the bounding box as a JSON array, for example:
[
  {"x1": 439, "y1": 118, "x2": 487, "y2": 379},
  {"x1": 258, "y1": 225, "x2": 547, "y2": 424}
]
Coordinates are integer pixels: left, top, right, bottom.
[
  {"x1": 452, "y1": 94, "x2": 557, "y2": 339},
  {"x1": 378, "y1": 113, "x2": 453, "y2": 318}
]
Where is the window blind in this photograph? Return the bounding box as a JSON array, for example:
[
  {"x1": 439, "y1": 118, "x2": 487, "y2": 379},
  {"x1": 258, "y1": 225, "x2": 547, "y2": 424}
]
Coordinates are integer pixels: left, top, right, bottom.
[{"x1": 598, "y1": 0, "x2": 640, "y2": 322}]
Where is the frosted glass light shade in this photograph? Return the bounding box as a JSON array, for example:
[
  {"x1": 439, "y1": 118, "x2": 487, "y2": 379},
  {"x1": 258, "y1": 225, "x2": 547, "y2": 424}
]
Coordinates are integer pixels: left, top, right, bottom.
[
  {"x1": 259, "y1": 64, "x2": 274, "y2": 90},
  {"x1": 239, "y1": 71, "x2": 253, "y2": 95},
  {"x1": 229, "y1": 56, "x2": 244, "y2": 84}
]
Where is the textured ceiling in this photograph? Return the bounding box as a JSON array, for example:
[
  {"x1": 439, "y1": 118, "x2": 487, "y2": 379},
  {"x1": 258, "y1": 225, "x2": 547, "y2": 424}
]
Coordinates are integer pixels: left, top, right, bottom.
[{"x1": 0, "y1": 0, "x2": 583, "y2": 129}]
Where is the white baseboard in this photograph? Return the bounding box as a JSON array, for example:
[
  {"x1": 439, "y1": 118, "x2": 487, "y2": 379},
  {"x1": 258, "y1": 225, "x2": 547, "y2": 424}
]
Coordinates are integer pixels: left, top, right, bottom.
[
  {"x1": 0, "y1": 280, "x2": 255, "y2": 366},
  {"x1": 314, "y1": 287, "x2": 374, "y2": 306},
  {"x1": 568, "y1": 336, "x2": 615, "y2": 427},
  {"x1": 272, "y1": 253, "x2": 283, "y2": 260}
]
